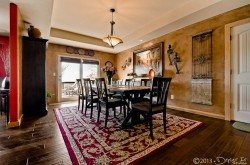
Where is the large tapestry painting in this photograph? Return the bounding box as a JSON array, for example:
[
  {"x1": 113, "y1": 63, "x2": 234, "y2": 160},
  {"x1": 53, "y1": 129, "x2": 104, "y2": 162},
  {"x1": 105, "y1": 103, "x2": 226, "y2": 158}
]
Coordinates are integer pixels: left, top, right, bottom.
[{"x1": 133, "y1": 42, "x2": 163, "y2": 77}]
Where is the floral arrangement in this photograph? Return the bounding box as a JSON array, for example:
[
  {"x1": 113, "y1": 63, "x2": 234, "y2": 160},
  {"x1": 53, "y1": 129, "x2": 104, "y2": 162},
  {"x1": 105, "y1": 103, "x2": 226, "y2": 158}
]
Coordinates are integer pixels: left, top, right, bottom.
[{"x1": 101, "y1": 66, "x2": 117, "y2": 77}]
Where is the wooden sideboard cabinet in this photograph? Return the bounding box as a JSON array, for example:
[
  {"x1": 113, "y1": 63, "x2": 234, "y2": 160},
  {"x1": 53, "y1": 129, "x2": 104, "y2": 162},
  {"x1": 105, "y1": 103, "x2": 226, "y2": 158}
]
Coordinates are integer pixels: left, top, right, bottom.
[{"x1": 22, "y1": 36, "x2": 48, "y2": 116}]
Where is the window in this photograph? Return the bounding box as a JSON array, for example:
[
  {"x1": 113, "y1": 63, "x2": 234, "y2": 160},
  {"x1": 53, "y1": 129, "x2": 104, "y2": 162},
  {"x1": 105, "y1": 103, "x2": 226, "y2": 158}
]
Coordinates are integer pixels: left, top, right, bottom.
[
  {"x1": 82, "y1": 59, "x2": 99, "y2": 79},
  {"x1": 59, "y1": 57, "x2": 99, "y2": 99}
]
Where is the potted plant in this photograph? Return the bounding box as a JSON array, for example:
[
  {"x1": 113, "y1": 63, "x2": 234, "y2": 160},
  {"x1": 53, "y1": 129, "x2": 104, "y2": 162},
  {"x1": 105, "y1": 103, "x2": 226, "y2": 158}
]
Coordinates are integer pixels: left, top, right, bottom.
[{"x1": 46, "y1": 92, "x2": 54, "y2": 104}]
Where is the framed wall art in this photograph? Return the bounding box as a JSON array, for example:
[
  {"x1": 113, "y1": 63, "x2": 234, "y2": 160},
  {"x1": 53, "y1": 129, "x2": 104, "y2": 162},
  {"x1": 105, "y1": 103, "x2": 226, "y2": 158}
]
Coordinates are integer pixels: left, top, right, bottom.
[{"x1": 133, "y1": 42, "x2": 164, "y2": 77}]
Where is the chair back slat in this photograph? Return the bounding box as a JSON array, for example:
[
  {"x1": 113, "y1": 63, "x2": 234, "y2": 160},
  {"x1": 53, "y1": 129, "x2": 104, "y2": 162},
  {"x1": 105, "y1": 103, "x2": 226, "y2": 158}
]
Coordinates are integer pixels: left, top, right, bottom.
[
  {"x1": 83, "y1": 78, "x2": 94, "y2": 98},
  {"x1": 90, "y1": 79, "x2": 95, "y2": 85},
  {"x1": 150, "y1": 77, "x2": 171, "y2": 108},
  {"x1": 95, "y1": 78, "x2": 108, "y2": 102},
  {"x1": 76, "y1": 79, "x2": 83, "y2": 95}
]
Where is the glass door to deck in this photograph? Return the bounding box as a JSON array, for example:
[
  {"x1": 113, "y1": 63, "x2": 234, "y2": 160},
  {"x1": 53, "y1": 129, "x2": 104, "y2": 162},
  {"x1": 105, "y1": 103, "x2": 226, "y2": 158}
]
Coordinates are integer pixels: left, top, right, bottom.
[{"x1": 58, "y1": 57, "x2": 99, "y2": 102}]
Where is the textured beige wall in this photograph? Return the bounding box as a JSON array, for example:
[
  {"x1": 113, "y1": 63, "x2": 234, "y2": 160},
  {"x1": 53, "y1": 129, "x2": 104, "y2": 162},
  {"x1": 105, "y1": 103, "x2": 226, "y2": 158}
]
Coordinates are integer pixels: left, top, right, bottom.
[
  {"x1": 116, "y1": 5, "x2": 250, "y2": 117},
  {"x1": 46, "y1": 43, "x2": 116, "y2": 103}
]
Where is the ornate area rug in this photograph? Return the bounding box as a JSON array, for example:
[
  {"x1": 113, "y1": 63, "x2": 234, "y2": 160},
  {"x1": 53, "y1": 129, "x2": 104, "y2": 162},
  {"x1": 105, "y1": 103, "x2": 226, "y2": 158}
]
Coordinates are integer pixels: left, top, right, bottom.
[{"x1": 54, "y1": 106, "x2": 203, "y2": 165}]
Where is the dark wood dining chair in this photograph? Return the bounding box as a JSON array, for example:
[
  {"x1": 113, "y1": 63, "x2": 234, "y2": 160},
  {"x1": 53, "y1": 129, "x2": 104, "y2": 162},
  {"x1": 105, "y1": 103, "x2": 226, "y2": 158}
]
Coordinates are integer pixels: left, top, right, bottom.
[
  {"x1": 110, "y1": 79, "x2": 127, "y2": 115},
  {"x1": 112, "y1": 78, "x2": 123, "y2": 86},
  {"x1": 95, "y1": 78, "x2": 125, "y2": 128},
  {"x1": 140, "y1": 79, "x2": 152, "y2": 100},
  {"x1": 76, "y1": 79, "x2": 85, "y2": 112},
  {"x1": 0, "y1": 89, "x2": 9, "y2": 125},
  {"x1": 90, "y1": 79, "x2": 95, "y2": 85},
  {"x1": 125, "y1": 79, "x2": 134, "y2": 86},
  {"x1": 131, "y1": 77, "x2": 172, "y2": 139},
  {"x1": 111, "y1": 79, "x2": 123, "y2": 98},
  {"x1": 141, "y1": 79, "x2": 152, "y2": 86},
  {"x1": 83, "y1": 78, "x2": 99, "y2": 119},
  {"x1": 0, "y1": 92, "x2": 7, "y2": 115}
]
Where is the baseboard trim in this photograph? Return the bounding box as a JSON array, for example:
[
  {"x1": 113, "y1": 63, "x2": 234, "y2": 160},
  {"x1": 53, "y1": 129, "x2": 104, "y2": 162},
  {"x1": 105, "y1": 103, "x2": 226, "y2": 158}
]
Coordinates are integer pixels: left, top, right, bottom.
[
  {"x1": 18, "y1": 114, "x2": 23, "y2": 125},
  {"x1": 8, "y1": 121, "x2": 19, "y2": 128},
  {"x1": 49, "y1": 101, "x2": 77, "y2": 105},
  {"x1": 8, "y1": 114, "x2": 23, "y2": 128},
  {"x1": 167, "y1": 105, "x2": 225, "y2": 120}
]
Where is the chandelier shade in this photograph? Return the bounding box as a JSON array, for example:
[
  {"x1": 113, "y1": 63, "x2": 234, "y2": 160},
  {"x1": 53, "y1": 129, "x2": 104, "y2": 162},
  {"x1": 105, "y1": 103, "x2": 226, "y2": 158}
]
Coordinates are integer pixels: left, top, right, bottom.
[
  {"x1": 102, "y1": 35, "x2": 123, "y2": 48},
  {"x1": 103, "y1": 8, "x2": 123, "y2": 48}
]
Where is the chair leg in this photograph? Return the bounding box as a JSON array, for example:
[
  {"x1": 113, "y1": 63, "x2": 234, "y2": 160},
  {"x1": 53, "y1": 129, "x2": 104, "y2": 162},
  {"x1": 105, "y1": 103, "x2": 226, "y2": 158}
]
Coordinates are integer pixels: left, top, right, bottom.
[
  {"x1": 4, "y1": 98, "x2": 7, "y2": 113},
  {"x1": 81, "y1": 98, "x2": 84, "y2": 113},
  {"x1": 123, "y1": 104, "x2": 126, "y2": 118},
  {"x1": 85, "y1": 100, "x2": 88, "y2": 115},
  {"x1": 78, "y1": 97, "x2": 80, "y2": 110},
  {"x1": 163, "y1": 111, "x2": 167, "y2": 134},
  {"x1": 149, "y1": 115, "x2": 154, "y2": 139},
  {"x1": 97, "y1": 103, "x2": 101, "y2": 123},
  {"x1": 113, "y1": 107, "x2": 116, "y2": 117},
  {"x1": 90, "y1": 102, "x2": 93, "y2": 119},
  {"x1": 144, "y1": 113, "x2": 149, "y2": 125},
  {"x1": 105, "y1": 108, "x2": 109, "y2": 128}
]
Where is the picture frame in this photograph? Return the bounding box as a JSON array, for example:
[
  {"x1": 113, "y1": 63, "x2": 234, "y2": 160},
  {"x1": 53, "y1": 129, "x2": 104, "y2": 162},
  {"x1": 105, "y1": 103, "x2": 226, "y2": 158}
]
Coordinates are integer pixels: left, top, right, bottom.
[{"x1": 133, "y1": 42, "x2": 164, "y2": 77}]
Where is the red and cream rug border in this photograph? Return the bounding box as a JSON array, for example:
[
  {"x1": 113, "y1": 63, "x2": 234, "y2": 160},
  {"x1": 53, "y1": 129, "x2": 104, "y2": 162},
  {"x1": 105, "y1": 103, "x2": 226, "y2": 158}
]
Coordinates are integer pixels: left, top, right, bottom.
[{"x1": 54, "y1": 106, "x2": 203, "y2": 165}]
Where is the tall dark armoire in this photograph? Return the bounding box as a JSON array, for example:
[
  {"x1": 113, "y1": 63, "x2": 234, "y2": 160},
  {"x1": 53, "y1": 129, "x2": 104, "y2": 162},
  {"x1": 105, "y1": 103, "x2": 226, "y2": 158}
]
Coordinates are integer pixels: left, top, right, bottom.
[{"x1": 22, "y1": 36, "x2": 48, "y2": 117}]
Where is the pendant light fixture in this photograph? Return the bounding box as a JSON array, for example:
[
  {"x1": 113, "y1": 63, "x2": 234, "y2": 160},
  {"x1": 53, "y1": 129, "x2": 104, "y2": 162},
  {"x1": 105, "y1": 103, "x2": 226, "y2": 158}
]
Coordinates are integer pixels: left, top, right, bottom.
[{"x1": 102, "y1": 8, "x2": 123, "y2": 48}]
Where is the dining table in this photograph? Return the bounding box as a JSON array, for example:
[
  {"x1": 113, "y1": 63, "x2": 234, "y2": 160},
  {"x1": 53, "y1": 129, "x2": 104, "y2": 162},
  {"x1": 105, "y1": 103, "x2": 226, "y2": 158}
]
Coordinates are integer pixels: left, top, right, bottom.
[
  {"x1": 0, "y1": 88, "x2": 10, "y2": 125},
  {"x1": 108, "y1": 85, "x2": 150, "y2": 128}
]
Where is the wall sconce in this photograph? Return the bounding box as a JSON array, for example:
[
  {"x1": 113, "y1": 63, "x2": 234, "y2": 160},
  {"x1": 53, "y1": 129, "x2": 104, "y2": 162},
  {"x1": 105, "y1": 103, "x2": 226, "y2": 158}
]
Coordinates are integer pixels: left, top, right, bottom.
[{"x1": 167, "y1": 44, "x2": 181, "y2": 74}]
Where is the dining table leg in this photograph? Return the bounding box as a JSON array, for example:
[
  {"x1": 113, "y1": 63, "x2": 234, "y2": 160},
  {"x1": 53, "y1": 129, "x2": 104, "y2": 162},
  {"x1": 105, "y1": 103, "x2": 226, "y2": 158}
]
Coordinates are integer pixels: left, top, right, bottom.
[
  {"x1": 120, "y1": 92, "x2": 131, "y2": 128},
  {"x1": 120, "y1": 91, "x2": 147, "y2": 128},
  {"x1": 120, "y1": 106, "x2": 144, "y2": 128}
]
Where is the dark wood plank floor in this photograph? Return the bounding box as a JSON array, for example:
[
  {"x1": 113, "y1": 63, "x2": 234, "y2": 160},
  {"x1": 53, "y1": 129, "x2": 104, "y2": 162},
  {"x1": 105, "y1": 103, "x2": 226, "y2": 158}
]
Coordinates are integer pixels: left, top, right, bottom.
[{"x1": 0, "y1": 102, "x2": 249, "y2": 165}]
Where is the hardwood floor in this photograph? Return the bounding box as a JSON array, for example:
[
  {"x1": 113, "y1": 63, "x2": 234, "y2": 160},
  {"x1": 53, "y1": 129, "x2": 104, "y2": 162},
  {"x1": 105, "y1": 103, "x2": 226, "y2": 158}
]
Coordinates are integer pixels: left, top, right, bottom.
[{"x1": 0, "y1": 102, "x2": 249, "y2": 165}]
